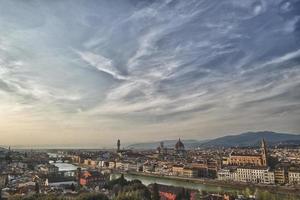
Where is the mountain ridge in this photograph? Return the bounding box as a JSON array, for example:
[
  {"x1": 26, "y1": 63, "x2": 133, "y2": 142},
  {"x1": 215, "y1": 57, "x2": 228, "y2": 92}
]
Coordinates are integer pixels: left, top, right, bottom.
[
  {"x1": 127, "y1": 131, "x2": 300, "y2": 149},
  {"x1": 200, "y1": 131, "x2": 300, "y2": 147}
]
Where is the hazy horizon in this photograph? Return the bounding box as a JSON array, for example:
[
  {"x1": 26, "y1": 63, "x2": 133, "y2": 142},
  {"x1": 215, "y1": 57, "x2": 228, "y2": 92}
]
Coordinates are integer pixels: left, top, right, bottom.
[
  {"x1": 0, "y1": 0, "x2": 300, "y2": 147},
  {"x1": 0, "y1": 130, "x2": 299, "y2": 150}
]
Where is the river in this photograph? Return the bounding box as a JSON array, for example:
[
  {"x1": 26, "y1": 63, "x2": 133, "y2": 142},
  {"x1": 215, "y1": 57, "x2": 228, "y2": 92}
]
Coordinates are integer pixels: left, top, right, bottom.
[{"x1": 111, "y1": 173, "x2": 300, "y2": 200}]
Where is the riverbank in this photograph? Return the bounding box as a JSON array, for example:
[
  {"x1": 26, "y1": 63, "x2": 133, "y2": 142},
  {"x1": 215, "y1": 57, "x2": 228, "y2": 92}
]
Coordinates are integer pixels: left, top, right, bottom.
[{"x1": 117, "y1": 171, "x2": 300, "y2": 196}]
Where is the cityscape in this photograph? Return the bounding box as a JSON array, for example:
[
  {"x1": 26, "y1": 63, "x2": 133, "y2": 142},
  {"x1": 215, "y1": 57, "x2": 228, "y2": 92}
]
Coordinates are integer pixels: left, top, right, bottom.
[
  {"x1": 1, "y1": 134, "x2": 300, "y2": 200},
  {"x1": 1, "y1": 0, "x2": 300, "y2": 200}
]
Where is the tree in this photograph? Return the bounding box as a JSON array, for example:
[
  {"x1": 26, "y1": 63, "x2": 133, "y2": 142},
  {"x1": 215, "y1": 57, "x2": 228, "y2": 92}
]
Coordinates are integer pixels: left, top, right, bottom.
[
  {"x1": 176, "y1": 188, "x2": 190, "y2": 200},
  {"x1": 35, "y1": 182, "x2": 40, "y2": 194},
  {"x1": 114, "y1": 190, "x2": 150, "y2": 200},
  {"x1": 175, "y1": 193, "x2": 182, "y2": 200},
  {"x1": 9, "y1": 194, "x2": 60, "y2": 200},
  {"x1": 177, "y1": 188, "x2": 186, "y2": 200},
  {"x1": 184, "y1": 189, "x2": 190, "y2": 200},
  {"x1": 119, "y1": 174, "x2": 127, "y2": 186},
  {"x1": 194, "y1": 191, "x2": 203, "y2": 200},
  {"x1": 70, "y1": 183, "x2": 76, "y2": 191},
  {"x1": 112, "y1": 180, "x2": 151, "y2": 200},
  {"x1": 152, "y1": 183, "x2": 160, "y2": 200},
  {"x1": 77, "y1": 193, "x2": 109, "y2": 200},
  {"x1": 105, "y1": 174, "x2": 128, "y2": 190}
]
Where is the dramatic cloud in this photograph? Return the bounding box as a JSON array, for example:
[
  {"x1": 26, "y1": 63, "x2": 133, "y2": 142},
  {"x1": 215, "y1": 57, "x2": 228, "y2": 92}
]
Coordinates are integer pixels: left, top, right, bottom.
[{"x1": 0, "y1": 0, "x2": 299, "y2": 147}]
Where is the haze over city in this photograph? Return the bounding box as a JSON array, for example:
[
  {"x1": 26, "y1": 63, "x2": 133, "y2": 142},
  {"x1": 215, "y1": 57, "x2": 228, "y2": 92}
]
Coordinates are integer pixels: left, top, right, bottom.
[{"x1": 0, "y1": 0, "x2": 300, "y2": 148}]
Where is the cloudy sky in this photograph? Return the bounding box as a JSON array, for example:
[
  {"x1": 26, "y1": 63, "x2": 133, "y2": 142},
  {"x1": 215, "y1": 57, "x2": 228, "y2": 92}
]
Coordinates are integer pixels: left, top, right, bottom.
[{"x1": 0, "y1": 0, "x2": 299, "y2": 148}]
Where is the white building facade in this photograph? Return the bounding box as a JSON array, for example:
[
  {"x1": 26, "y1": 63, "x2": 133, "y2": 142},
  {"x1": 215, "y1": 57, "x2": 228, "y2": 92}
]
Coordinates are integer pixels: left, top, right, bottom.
[{"x1": 217, "y1": 167, "x2": 275, "y2": 184}]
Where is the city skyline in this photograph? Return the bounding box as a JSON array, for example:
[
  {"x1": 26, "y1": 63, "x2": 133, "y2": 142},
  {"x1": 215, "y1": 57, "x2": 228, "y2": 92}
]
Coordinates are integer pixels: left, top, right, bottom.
[{"x1": 0, "y1": 0, "x2": 300, "y2": 147}]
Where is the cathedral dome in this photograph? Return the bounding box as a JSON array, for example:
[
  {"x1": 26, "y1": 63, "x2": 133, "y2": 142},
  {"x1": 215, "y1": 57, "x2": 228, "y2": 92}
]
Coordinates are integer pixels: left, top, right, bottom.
[{"x1": 175, "y1": 138, "x2": 185, "y2": 150}]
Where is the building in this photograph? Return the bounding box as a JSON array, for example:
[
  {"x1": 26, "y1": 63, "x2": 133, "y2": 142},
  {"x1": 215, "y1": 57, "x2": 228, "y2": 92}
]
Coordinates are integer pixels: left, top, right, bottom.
[
  {"x1": 275, "y1": 168, "x2": 288, "y2": 184},
  {"x1": 171, "y1": 165, "x2": 198, "y2": 178},
  {"x1": 10, "y1": 162, "x2": 28, "y2": 169},
  {"x1": 172, "y1": 165, "x2": 184, "y2": 176},
  {"x1": 191, "y1": 162, "x2": 209, "y2": 178},
  {"x1": 228, "y1": 154, "x2": 263, "y2": 166},
  {"x1": 156, "y1": 142, "x2": 174, "y2": 155},
  {"x1": 0, "y1": 174, "x2": 8, "y2": 188},
  {"x1": 115, "y1": 161, "x2": 123, "y2": 170},
  {"x1": 274, "y1": 164, "x2": 288, "y2": 184},
  {"x1": 288, "y1": 170, "x2": 300, "y2": 185},
  {"x1": 217, "y1": 168, "x2": 232, "y2": 181},
  {"x1": 191, "y1": 159, "x2": 219, "y2": 178},
  {"x1": 217, "y1": 166, "x2": 275, "y2": 184},
  {"x1": 174, "y1": 138, "x2": 185, "y2": 155},
  {"x1": 156, "y1": 139, "x2": 187, "y2": 156},
  {"x1": 227, "y1": 139, "x2": 268, "y2": 167},
  {"x1": 261, "y1": 139, "x2": 268, "y2": 166},
  {"x1": 143, "y1": 164, "x2": 155, "y2": 173},
  {"x1": 36, "y1": 164, "x2": 59, "y2": 176},
  {"x1": 83, "y1": 159, "x2": 98, "y2": 167},
  {"x1": 70, "y1": 155, "x2": 81, "y2": 163},
  {"x1": 183, "y1": 167, "x2": 198, "y2": 178},
  {"x1": 156, "y1": 142, "x2": 165, "y2": 154},
  {"x1": 127, "y1": 163, "x2": 139, "y2": 172},
  {"x1": 108, "y1": 161, "x2": 116, "y2": 169},
  {"x1": 80, "y1": 171, "x2": 107, "y2": 187},
  {"x1": 235, "y1": 167, "x2": 274, "y2": 184}
]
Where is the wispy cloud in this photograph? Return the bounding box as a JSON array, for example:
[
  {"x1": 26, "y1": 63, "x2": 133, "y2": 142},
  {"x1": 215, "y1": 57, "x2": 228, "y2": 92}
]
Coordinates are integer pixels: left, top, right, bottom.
[{"x1": 76, "y1": 50, "x2": 128, "y2": 80}]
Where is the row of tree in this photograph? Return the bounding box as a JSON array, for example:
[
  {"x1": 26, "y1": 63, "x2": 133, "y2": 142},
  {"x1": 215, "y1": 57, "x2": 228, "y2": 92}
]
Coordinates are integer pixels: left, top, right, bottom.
[{"x1": 9, "y1": 174, "x2": 193, "y2": 200}]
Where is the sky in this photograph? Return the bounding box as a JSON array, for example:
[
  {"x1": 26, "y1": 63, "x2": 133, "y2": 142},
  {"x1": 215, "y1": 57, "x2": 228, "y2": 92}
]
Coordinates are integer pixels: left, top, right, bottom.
[{"x1": 0, "y1": 0, "x2": 300, "y2": 148}]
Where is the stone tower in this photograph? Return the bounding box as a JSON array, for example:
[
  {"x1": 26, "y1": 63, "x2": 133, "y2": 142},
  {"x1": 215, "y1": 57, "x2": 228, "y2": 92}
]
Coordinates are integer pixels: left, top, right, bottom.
[
  {"x1": 261, "y1": 139, "x2": 268, "y2": 166},
  {"x1": 160, "y1": 141, "x2": 164, "y2": 149},
  {"x1": 117, "y1": 139, "x2": 120, "y2": 152}
]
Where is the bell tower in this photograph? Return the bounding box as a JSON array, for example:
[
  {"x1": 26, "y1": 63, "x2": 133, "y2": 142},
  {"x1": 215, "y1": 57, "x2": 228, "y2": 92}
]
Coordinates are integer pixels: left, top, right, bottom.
[
  {"x1": 261, "y1": 139, "x2": 268, "y2": 166},
  {"x1": 117, "y1": 139, "x2": 120, "y2": 152}
]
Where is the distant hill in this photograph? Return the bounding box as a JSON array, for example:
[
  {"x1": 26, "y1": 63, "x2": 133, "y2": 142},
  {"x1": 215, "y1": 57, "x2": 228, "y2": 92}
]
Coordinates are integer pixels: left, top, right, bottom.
[
  {"x1": 127, "y1": 139, "x2": 207, "y2": 150},
  {"x1": 199, "y1": 131, "x2": 300, "y2": 148},
  {"x1": 127, "y1": 131, "x2": 300, "y2": 149}
]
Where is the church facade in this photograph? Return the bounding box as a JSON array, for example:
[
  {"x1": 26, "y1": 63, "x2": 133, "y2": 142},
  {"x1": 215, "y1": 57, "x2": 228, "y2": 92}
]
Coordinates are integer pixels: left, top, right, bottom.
[{"x1": 227, "y1": 139, "x2": 268, "y2": 167}]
